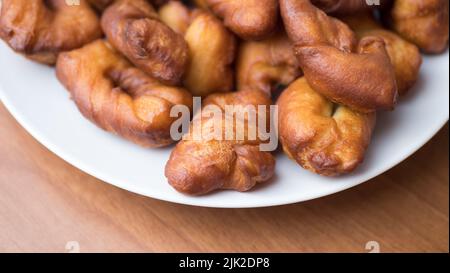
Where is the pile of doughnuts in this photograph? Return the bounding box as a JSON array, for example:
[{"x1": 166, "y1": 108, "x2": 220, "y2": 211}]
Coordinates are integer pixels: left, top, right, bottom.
[{"x1": 1, "y1": 0, "x2": 448, "y2": 195}]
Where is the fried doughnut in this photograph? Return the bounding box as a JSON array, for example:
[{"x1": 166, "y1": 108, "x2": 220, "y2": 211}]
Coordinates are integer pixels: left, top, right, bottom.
[
  {"x1": 237, "y1": 31, "x2": 301, "y2": 97},
  {"x1": 158, "y1": 0, "x2": 192, "y2": 35},
  {"x1": 198, "y1": 0, "x2": 279, "y2": 40},
  {"x1": 158, "y1": 3, "x2": 237, "y2": 97},
  {"x1": 387, "y1": 0, "x2": 449, "y2": 54},
  {"x1": 278, "y1": 78, "x2": 376, "y2": 176},
  {"x1": 165, "y1": 90, "x2": 275, "y2": 195},
  {"x1": 183, "y1": 11, "x2": 236, "y2": 96},
  {"x1": 101, "y1": 0, "x2": 189, "y2": 85},
  {"x1": 56, "y1": 40, "x2": 193, "y2": 147},
  {"x1": 280, "y1": 0, "x2": 398, "y2": 113},
  {"x1": 343, "y1": 14, "x2": 422, "y2": 95},
  {"x1": 0, "y1": 0, "x2": 102, "y2": 65}
]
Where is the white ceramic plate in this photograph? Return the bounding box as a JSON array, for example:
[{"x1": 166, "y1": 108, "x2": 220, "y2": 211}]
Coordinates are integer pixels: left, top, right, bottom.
[{"x1": 0, "y1": 42, "x2": 448, "y2": 208}]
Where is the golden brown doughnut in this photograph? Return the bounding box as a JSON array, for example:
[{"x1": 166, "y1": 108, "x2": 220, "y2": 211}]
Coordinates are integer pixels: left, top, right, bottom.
[
  {"x1": 101, "y1": 0, "x2": 189, "y2": 85},
  {"x1": 158, "y1": 2, "x2": 237, "y2": 97},
  {"x1": 158, "y1": 0, "x2": 192, "y2": 35},
  {"x1": 343, "y1": 14, "x2": 422, "y2": 95},
  {"x1": 56, "y1": 40, "x2": 193, "y2": 148},
  {"x1": 199, "y1": 0, "x2": 279, "y2": 40},
  {"x1": 0, "y1": 0, "x2": 102, "y2": 65},
  {"x1": 165, "y1": 90, "x2": 275, "y2": 195},
  {"x1": 278, "y1": 78, "x2": 376, "y2": 176},
  {"x1": 236, "y1": 31, "x2": 301, "y2": 97},
  {"x1": 387, "y1": 0, "x2": 449, "y2": 54},
  {"x1": 280, "y1": 0, "x2": 398, "y2": 113},
  {"x1": 183, "y1": 11, "x2": 237, "y2": 96}
]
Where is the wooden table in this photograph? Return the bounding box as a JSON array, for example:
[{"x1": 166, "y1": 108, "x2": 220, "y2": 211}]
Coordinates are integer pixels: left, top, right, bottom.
[{"x1": 0, "y1": 103, "x2": 448, "y2": 253}]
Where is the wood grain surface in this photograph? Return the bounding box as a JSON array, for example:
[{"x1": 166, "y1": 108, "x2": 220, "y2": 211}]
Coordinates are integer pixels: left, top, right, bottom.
[{"x1": 0, "y1": 103, "x2": 448, "y2": 253}]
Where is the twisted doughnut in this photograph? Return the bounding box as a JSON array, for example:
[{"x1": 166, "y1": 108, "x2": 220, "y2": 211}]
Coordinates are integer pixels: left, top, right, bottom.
[
  {"x1": 237, "y1": 31, "x2": 301, "y2": 97},
  {"x1": 101, "y1": 0, "x2": 189, "y2": 85},
  {"x1": 197, "y1": 0, "x2": 279, "y2": 40},
  {"x1": 56, "y1": 40, "x2": 193, "y2": 147},
  {"x1": 165, "y1": 90, "x2": 275, "y2": 195},
  {"x1": 387, "y1": 0, "x2": 449, "y2": 54},
  {"x1": 278, "y1": 78, "x2": 376, "y2": 176},
  {"x1": 343, "y1": 13, "x2": 422, "y2": 95},
  {"x1": 280, "y1": 0, "x2": 398, "y2": 113},
  {"x1": 158, "y1": 2, "x2": 237, "y2": 97},
  {"x1": 0, "y1": 0, "x2": 102, "y2": 64}
]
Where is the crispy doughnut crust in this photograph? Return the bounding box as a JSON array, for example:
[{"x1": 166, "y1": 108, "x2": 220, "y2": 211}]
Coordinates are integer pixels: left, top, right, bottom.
[
  {"x1": 296, "y1": 37, "x2": 398, "y2": 113},
  {"x1": 56, "y1": 40, "x2": 193, "y2": 147},
  {"x1": 158, "y1": 0, "x2": 192, "y2": 35},
  {"x1": 101, "y1": 0, "x2": 189, "y2": 85},
  {"x1": 158, "y1": 3, "x2": 237, "y2": 96},
  {"x1": 165, "y1": 90, "x2": 275, "y2": 195},
  {"x1": 343, "y1": 14, "x2": 422, "y2": 95},
  {"x1": 183, "y1": 11, "x2": 237, "y2": 96},
  {"x1": 278, "y1": 78, "x2": 376, "y2": 176},
  {"x1": 281, "y1": 0, "x2": 357, "y2": 51},
  {"x1": 280, "y1": 0, "x2": 398, "y2": 113},
  {"x1": 237, "y1": 31, "x2": 301, "y2": 96},
  {"x1": 202, "y1": 0, "x2": 279, "y2": 40},
  {"x1": 387, "y1": 0, "x2": 449, "y2": 54},
  {"x1": 0, "y1": 0, "x2": 102, "y2": 65}
]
